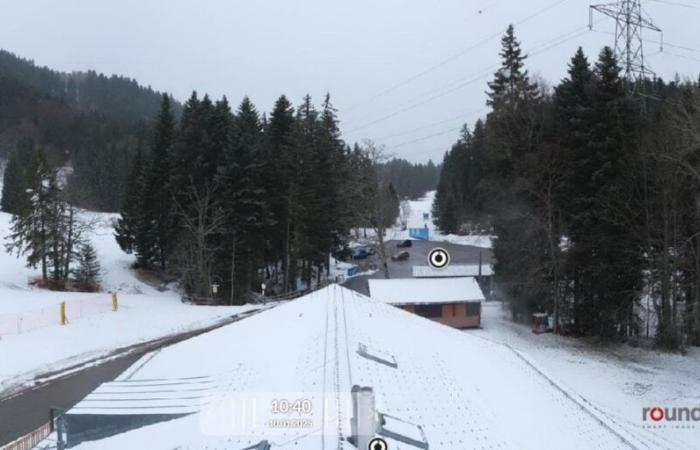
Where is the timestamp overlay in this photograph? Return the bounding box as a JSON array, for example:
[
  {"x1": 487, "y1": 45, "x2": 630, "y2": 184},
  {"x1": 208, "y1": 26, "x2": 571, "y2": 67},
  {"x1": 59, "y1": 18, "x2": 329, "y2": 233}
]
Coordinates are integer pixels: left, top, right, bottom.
[{"x1": 199, "y1": 392, "x2": 353, "y2": 438}]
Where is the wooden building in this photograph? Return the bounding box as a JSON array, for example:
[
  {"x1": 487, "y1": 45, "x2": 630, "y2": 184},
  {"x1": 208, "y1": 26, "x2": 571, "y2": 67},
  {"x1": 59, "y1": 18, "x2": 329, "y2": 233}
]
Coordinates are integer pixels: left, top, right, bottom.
[{"x1": 368, "y1": 277, "x2": 484, "y2": 328}]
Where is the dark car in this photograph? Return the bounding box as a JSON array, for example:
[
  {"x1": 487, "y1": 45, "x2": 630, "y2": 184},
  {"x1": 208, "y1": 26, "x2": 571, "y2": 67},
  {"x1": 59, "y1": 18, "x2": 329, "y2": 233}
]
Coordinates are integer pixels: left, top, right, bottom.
[
  {"x1": 352, "y1": 248, "x2": 370, "y2": 260},
  {"x1": 391, "y1": 251, "x2": 410, "y2": 261},
  {"x1": 397, "y1": 239, "x2": 412, "y2": 248}
]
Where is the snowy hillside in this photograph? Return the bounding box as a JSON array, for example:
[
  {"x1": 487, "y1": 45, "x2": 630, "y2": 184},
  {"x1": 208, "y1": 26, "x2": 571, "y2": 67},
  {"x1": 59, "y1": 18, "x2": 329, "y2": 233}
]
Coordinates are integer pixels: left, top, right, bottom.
[
  {"x1": 0, "y1": 207, "x2": 256, "y2": 396},
  {"x1": 389, "y1": 190, "x2": 493, "y2": 247}
]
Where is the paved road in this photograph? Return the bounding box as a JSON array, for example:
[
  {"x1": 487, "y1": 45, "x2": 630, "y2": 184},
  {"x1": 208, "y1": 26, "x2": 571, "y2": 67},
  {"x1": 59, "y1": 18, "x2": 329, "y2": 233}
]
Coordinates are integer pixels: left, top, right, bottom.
[
  {"x1": 0, "y1": 354, "x2": 141, "y2": 445},
  {"x1": 343, "y1": 239, "x2": 492, "y2": 296},
  {"x1": 0, "y1": 309, "x2": 262, "y2": 446}
]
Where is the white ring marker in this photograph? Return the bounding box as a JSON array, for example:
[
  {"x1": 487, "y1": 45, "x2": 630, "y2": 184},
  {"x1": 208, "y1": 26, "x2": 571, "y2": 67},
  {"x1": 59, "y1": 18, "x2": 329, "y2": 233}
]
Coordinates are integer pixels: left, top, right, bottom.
[
  {"x1": 428, "y1": 247, "x2": 450, "y2": 270},
  {"x1": 368, "y1": 437, "x2": 388, "y2": 450}
]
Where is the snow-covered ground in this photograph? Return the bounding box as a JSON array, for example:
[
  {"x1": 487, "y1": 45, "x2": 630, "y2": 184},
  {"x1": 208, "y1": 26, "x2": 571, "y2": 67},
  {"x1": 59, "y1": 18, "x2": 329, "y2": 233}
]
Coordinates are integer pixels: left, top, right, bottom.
[
  {"x1": 53, "y1": 285, "x2": 698, "y2": 450},
  {"x1": 475, "y1": 302, "x2": 700, "y2": 449},
  {"x1": 0, "y1": 209, "x2": 257, "y2": 396},
  {"x1": 391, "y1": 191, "x2": 493, "y2": 247}
]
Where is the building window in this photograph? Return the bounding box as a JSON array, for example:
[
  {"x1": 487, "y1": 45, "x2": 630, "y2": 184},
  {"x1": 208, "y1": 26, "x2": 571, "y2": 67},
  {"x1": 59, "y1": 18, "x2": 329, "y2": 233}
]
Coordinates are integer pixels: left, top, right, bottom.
[
  {"x1": 465, "y1": 302, "x2": 481, "y2": 316},
  {"x1": 414, "y1": 304, "x2": 442, "y2": 318}
]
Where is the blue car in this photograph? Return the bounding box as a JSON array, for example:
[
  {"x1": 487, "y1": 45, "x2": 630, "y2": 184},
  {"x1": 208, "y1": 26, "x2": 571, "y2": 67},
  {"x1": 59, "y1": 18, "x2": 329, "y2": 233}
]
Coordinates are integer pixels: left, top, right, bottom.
[{"x1": 352, "y1": 248, "x2": 370, "y2": 260}]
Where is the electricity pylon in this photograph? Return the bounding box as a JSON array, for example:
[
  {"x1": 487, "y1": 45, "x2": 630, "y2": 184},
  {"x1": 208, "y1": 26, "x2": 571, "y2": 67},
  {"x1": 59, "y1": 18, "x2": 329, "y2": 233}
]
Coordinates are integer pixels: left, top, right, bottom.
[{"x1": 589, "y1": 1, "x2": 663, "y2": 84}]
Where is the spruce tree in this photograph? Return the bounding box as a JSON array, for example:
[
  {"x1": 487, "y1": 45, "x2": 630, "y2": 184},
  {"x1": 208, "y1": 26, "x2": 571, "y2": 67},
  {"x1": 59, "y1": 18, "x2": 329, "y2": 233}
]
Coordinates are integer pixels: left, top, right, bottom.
[
  {"x1": 1, "y1": 151, "x2": 26, "y2": 214},
  {"x1": 587, "y1": 47, "x2": 643, "y2": 337},
  {"x1": 483, "y1": 24, "x2": 547, "y2": 319},
  {"x1": 316, "y1": 94, "x2": 349, "y2": 274},
  {"x1": 487, "y1": 24, "x2": 539, "y2": 109},
  {"x1": 142, "y1": 94, "x2": 177, "y2": 270},
  {"x1": 261, "y1": 95, "x2": 296, "y2": 291},
  {"x1": 215, "y1": 96, "x2": 270, "y2": 301},
  {"x1": 72, "y1": 242, "x2": 101, "y2": 291},
  {"x1": 5, "y1": 148, "x2": 57, "y2": 281},
  {"x1": 554, "y1": 47, "x2": 596, "y2": 333},
  {"x1": 115, "y1": 146, "x2": 145, "y2": 256},
  {"x1": 1, "y1": 138, "x2": 34, "y2": 214}
]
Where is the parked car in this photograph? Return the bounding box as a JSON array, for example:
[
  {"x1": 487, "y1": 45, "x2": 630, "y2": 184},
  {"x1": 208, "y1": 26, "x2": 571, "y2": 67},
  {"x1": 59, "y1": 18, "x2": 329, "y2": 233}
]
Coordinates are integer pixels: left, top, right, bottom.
[
  {"x1": 531, "y1": 313, "x2": 552, "y2": 334},
  {"x1": 391, "y1": 251, "x2": 410, "y2": 261},
  {"x1": 352, "y1": 248, "x2": 370, "y2": 260},
  {"x1": 397, "y1": 239, "x2": 412, "y2": 248}
]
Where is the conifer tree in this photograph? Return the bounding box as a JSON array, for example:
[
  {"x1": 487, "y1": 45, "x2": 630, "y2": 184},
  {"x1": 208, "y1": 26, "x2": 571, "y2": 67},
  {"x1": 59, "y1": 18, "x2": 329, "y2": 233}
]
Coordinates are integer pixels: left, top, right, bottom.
[
  {"x1": 261, "y1": 95, "x2": 296, "y2": 291},
  {"x1": 585, "y1": 47, "x2": 642, "y2": 337},
  {"x1": 1, "y1": 151, "x2": 26, "y2": 214},
  {"x1": 115, "y1": 146, "x2": 145, "y2": 257},
  {"x1": 483, "y1": 25, "x2": 545, "y2": 319},
  {"x1": 142, "y1": 94, "x2": 177, "y2": 270},
  {"x1": 1, "y1": 138, "x2": 34, "y2": 214},
  {"x1": 487, "y1": 24, "x2": 539, "y2": 109},
  {"x1": 5, "y1": 148, "x2": 58, "y2": 281},
  {"x1": 72, "y1": 242, "x2": 101, "y2": 290},
  {"x1": 215, "y1": 96, "x2": 270, "y2": 301}
]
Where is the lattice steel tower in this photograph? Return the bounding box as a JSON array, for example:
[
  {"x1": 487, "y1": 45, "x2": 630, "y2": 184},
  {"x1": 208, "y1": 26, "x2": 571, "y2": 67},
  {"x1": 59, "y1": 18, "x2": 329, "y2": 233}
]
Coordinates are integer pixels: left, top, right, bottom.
[{"x1": 589, "y1": 0, "x2": 663, "y2": 83}]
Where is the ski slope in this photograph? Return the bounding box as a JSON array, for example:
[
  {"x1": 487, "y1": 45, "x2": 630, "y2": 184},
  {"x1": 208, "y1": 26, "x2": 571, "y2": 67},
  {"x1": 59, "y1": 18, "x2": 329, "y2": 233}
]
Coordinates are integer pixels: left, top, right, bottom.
[{"x1": 389, "y1": 190, "x2": 493, "y2": 248}]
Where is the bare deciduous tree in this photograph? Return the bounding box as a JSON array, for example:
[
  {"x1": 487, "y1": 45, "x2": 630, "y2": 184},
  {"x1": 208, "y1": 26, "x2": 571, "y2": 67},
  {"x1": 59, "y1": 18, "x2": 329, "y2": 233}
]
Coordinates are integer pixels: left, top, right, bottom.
[{"x1": 173, "y1": 181, "x2": 226, "y2": 303}]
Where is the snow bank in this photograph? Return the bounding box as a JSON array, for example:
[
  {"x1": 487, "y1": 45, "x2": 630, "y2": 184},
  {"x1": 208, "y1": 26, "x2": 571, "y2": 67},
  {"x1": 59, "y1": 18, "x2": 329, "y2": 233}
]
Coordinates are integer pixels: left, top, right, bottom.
[{"x1": 474, "y1": 302, "x2": 700, "y2": 450}]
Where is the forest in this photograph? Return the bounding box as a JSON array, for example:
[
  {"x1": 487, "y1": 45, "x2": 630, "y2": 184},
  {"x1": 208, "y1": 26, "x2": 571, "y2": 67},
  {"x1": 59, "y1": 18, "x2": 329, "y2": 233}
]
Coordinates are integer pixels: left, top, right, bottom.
[
  {"x1": 380, "y1": 158, "x2": 440, "y2": 200},
  {"x1": 433, "y1": 25, "x2": 700, "y2": 349},
  {"x1": 111, "y1": 93, "x2": 402, "y2": 302},
  {"x1": 0, "y1": 50, "x2": 176, "y2": 211},
  {"x1": 0, "y1": 47, "x2": 441, "y2": 307},
  {"x1": 2, "y1": 88, "x2": 403, "y2": 302}
]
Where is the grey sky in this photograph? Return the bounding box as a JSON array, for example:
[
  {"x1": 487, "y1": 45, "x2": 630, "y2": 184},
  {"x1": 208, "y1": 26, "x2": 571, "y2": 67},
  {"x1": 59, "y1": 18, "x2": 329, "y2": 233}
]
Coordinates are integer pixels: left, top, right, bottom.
[{"x1": 0, "y1": 0, "x2": 698, "y2": 163}]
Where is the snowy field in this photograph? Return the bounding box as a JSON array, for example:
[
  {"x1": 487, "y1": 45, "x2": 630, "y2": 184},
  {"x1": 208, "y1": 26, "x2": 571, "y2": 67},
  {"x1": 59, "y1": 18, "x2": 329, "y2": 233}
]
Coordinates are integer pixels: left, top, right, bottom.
[
  {"x1": 0, "y1": 209, "x2": 257, "y2": 396},
  {"x1": 476, "y1": 302, "x2": 700, "y2": 449}
]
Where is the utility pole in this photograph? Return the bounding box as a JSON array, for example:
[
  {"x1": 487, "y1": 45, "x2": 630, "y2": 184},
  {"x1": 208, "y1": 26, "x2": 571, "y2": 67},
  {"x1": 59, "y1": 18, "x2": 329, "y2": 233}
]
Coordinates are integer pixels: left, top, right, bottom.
[{"x1": 589, "y1": 1, "x2": 663, "y2": 86}]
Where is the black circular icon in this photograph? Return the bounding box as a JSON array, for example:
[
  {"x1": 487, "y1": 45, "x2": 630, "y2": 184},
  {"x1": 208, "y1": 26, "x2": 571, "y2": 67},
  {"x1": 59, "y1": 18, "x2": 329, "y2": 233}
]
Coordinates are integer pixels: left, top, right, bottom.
[
  {"x1": 368, "y1": 437, "x2": 388, "y2": 450},
  {"x1": 428, "y1": 247, "x2": 450, "y2": 270}
]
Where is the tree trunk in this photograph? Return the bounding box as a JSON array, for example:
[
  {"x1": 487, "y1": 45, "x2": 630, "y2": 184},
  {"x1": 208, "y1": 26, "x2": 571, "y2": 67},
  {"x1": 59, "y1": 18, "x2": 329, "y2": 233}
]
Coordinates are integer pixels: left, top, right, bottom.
[
  {"x1": 63, "y1": 205, "x2": 74, "y2": 282},
  {"x1": 230, "y1": 236, "x2": 236, "y2": 305}
]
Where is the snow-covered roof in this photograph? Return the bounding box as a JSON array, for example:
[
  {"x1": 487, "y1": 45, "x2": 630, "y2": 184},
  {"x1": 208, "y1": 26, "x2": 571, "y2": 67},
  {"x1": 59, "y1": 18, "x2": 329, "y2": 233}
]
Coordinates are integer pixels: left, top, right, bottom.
[
  {"x1": 63, "y1": 285, "x2": 645, "y2": 450},
  {"x1": 412, "y1": 263, "x2": 494, "y2": 278},
  {"x1": 368, "y1": 277, "x2": 485, "y2": 305}
]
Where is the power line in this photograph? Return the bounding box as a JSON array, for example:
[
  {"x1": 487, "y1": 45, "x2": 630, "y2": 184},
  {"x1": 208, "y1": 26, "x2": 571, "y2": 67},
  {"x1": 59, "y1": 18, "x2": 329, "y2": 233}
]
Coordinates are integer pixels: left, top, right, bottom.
[
  {"x1": 590, "y1": 28, "x2": 700, "y2": 54},
  {"x1": 646, "y1": 0, "x2": 698, "y2": 9},
  {"x1": 373, "y1": 113, "x2": 471, "y2": 141},
  {"x1": 345, "y1": 23, "x2": 593, "y2": 135},
  {"x1": 663, "y1": 50, "x2": 700, "y2": 63},
  {"x1": 387, "y1": 126, "x2": 463, "y2": 149},
  {"x1": 343, "y1": 0, "x2": 573, "y2": 113}
]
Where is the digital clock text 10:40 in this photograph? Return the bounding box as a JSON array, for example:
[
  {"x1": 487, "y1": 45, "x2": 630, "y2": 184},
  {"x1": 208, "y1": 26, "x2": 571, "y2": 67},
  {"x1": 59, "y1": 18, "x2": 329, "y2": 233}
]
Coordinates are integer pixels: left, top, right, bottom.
[{"x1": 270, "y1": 398, "x2": 313, "y2": 414}]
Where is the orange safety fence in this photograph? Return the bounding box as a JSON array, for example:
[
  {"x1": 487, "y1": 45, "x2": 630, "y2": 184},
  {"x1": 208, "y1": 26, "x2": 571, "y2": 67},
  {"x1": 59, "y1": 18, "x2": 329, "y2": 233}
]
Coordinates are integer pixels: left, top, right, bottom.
[{"x1": 0, "y1": 294, "x2": 117, "y2": 336}]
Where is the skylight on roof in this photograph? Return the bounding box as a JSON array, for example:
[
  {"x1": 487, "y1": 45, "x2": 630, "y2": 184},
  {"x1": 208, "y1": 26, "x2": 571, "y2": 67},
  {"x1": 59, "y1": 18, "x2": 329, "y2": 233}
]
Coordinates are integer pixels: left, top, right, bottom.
[
  {"x1": 378, "y1": 412, "x2": 429, "y2": 449},
  {"x1": 357, "y1": 343, "x2": 398, "y2": 368},
  {"x1": 240, "y1": 441, "x2": 270, "y2": 450}
]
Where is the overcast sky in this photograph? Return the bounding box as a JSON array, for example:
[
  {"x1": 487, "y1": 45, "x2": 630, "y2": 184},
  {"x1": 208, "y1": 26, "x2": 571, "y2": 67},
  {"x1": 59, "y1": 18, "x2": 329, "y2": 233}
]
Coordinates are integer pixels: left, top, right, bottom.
[{"x1": 1, "y1": 0, "x2": 698, "y2": 163}]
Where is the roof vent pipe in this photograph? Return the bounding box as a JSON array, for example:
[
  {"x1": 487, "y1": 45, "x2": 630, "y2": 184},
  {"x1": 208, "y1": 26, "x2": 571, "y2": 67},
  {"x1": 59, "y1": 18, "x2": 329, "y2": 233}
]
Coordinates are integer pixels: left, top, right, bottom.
[{"x1": 350, "y1": 385, "x2": 377, "y2": 449}]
